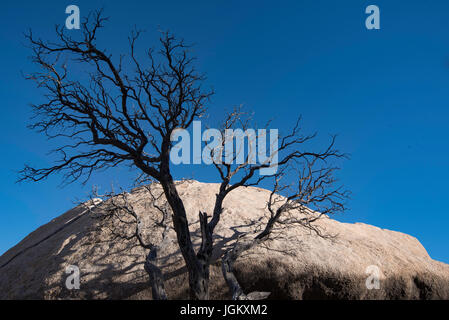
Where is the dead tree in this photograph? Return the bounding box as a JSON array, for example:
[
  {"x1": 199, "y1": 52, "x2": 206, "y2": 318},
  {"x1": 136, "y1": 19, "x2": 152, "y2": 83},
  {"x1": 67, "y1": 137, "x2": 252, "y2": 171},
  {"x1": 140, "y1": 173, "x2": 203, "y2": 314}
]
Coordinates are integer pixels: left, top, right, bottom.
[{"x1": 19, "y1": 10, "x2": 348, "y2": 299}]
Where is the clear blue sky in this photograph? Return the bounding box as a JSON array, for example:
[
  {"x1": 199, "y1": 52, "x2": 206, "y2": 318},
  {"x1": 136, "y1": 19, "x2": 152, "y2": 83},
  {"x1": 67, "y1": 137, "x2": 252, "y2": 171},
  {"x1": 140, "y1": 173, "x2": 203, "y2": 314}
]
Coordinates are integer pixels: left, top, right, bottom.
[{"x1": 1, "y1": 0, "x2": 448, "y2": 263}]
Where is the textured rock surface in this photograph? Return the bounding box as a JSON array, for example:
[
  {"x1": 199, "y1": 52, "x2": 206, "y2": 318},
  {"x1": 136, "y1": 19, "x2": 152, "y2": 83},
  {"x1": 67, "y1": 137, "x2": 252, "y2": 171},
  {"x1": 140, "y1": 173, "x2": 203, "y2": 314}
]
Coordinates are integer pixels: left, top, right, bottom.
[{"x1": 0, "y1": 180, "x2": 448, "y2": 299}]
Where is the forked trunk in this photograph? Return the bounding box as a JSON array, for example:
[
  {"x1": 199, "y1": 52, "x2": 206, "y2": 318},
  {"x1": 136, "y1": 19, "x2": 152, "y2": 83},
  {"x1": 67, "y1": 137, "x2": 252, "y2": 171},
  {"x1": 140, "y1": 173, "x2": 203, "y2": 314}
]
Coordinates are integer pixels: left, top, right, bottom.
[{"x1": 159, "y1": 176, "x2": 212, "y2": 300}]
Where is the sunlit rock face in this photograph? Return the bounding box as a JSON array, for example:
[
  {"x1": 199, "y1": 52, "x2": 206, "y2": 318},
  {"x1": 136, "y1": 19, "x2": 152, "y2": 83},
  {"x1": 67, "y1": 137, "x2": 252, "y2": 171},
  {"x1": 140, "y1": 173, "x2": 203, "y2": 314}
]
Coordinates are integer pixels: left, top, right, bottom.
[{"x1": 1, "y1": 180, "x2": 448, "y2": 300}]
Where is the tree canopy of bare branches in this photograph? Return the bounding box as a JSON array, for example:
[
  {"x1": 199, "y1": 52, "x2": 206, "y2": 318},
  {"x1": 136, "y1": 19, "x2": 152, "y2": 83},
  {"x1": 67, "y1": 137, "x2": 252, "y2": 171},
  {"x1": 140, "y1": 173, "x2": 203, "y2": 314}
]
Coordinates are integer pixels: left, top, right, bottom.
[{"x1": 19, "y1": 10, "x2": 348, "y2": 300}]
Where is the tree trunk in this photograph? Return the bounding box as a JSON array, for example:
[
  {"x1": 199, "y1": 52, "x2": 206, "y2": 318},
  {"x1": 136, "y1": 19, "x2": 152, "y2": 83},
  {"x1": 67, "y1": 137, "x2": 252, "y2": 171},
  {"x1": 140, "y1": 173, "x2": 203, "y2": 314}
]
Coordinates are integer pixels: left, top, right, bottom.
[
  {"x1": 159, "y1": 176, "x2": 211, "y2": 300},
  {"x1": 191, "y1": 211, "x2": 214, "y2": 300},
  {"x1": 144, "y1": 248, "x2": 168, "y2": 300},
  {"x1": 189, "y1": 260, "x2": 210, "y2": 300}
]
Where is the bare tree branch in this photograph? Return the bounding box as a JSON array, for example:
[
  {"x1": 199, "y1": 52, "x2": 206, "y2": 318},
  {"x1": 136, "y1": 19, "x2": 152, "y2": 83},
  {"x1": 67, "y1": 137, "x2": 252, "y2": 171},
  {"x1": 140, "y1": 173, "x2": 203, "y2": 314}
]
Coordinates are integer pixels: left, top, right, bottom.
[
  {"x1": 20, "y1": 11, "x2": 216, "y2": 299},
  {"x1": 202, "y1": 109, "x2": 350, "y2": 299}
]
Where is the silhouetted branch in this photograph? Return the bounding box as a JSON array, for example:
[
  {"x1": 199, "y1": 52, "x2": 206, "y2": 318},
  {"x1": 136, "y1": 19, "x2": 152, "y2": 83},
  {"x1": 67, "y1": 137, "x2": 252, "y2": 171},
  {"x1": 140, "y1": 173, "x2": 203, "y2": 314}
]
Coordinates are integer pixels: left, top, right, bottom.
[
  {"x1": 213, "y1": 110, "x2": 349, "y2": 299},
  {"x1": 20, "y1": 10, "x2": 216, "y2": 299}
]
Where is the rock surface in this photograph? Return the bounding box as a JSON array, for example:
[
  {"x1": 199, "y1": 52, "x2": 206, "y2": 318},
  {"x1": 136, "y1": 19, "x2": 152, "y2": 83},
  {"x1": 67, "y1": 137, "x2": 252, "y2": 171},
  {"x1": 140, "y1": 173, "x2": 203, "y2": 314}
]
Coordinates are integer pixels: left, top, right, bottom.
[{"x1": 0, "y1": 180, "x2": 448, "y2": 299}]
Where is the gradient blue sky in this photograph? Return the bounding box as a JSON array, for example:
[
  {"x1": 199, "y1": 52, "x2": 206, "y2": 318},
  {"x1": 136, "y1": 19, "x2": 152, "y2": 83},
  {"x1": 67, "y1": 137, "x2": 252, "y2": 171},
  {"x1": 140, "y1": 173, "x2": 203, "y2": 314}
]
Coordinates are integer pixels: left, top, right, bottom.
[{"x1": 1, "y1": 0, "x2": 448, "y2": 263}]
